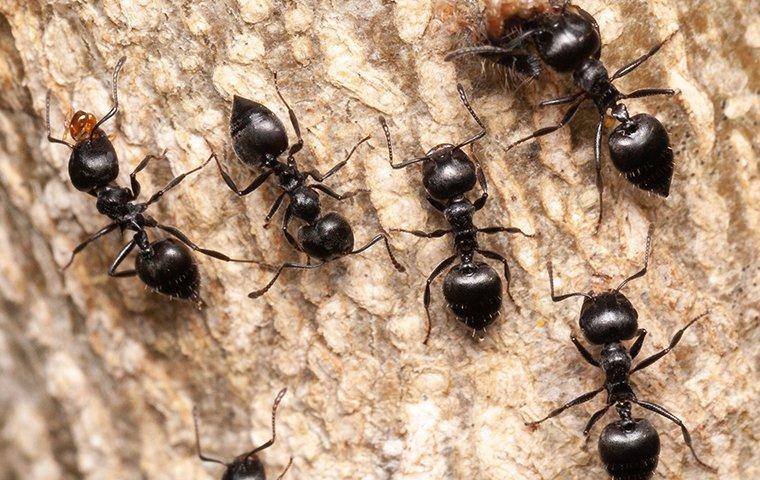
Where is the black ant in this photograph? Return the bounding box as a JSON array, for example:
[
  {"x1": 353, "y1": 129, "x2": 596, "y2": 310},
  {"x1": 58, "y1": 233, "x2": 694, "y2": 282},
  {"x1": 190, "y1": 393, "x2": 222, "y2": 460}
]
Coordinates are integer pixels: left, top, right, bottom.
[
  {"x1": 447, "y1": 1, "x2": 677, "y2": 227},
  {"x1": 193, "y1": 388, "x2": 293, "y2": 480},
  {"x1": 379, "y1": 84, "x2": 533, "y2": 344},
  {"x1": 526, "y1": 227, "x2": 715, "y2": 479},
  {"x1": 46, "y1": 57, "x2": 261, "y2": 301},
  {"x1": 215, "y1": 75, "x2": 405, "y2": 298}
]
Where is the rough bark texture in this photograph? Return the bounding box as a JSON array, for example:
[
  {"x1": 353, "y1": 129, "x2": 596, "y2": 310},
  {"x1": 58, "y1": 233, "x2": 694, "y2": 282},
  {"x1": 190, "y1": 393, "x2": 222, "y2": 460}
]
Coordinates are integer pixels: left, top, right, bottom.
[{"x1": 0, "y1": 1, "x2": 757, "y2": 479}]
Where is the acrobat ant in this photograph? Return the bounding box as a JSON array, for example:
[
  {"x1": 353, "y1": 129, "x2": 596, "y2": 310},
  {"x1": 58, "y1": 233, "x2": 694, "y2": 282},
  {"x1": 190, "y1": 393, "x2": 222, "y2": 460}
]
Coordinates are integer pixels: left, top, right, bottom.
[
  {"x1": 215, "y1": 75, "x2": 405, "y2": 298},
  {"x1": 447, "y1": 1, "x2": 677, "y2": 227},
  {"x1": 193, "y1": 388, "x2": 293, "y2": 480},
  {"x1": 379, "y1": 84, "x2": 533, "y2": 344},
  {"x1": 46, "y1": 57, "x2": 261, "y2": 301},
  {"x1": 526, "y1": 227, "x2": 715, "y2": 479}
]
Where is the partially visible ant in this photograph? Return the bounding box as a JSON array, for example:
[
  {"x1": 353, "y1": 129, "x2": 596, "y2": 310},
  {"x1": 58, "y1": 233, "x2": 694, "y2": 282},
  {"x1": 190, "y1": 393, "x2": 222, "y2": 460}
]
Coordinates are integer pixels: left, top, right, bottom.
[
  {"x1": 47, "y1": 57, "x2": 262, "y2": 301},
  {"x1": 193, "y1": 388, "x2": 293, "y2": 480},
  {"x1": 525, "y1": 226, "x2": 715, "y2": 479},
  {"x1": 215, "y1": 75, "x2": 405, "y2": 298},
  {"x1": 380, "y1": 84, "x2": 533, "y2": 344},
  {"x1": 447, "y1": 1, "x2": 677, "y2": 227}
]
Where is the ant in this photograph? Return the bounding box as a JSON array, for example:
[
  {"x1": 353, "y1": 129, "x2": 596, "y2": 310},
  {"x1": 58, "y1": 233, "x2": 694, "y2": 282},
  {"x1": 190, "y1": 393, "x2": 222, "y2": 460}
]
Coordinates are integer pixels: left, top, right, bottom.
[
  {"x1": 46, "y1": 57, "x2": 261, "y2": 301},
  {"x1": 193, "y1": 388, "x2": 293, "y2": 480},
  {"x1": 215, "y1": 75, "x2": 405, "y2": 298},
  {"x1": 447, "y1": 1, "x2": 677, "y2": 227},
  {"x1": 526, "y1": 227, "x2": 715, "y2": 479},
  {"x1": 379, "y1": 84, "x2": 533, "y2": 344}
]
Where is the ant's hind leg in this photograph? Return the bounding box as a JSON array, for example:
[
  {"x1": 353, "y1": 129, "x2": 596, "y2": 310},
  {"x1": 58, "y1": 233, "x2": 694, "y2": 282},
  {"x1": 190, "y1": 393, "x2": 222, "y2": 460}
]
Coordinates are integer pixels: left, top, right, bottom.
[{"x1": 506, "y1": 99, "x2": 585, "y2": 152}]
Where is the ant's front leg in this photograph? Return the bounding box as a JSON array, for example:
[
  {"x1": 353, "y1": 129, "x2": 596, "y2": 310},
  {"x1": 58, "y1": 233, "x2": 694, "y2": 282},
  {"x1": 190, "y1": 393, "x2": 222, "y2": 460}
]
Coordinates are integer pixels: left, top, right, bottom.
[{"x1": 129, "y1": 151, "x2": 167, "y2": 199}]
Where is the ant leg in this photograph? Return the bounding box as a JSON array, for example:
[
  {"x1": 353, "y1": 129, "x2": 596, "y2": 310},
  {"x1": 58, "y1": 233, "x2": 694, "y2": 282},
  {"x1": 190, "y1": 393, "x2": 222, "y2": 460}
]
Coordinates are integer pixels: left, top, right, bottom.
[
  {"x1": 616, "y1": 224, "x2": 654, "y2": 291},
  {"x1": 307, "y1": 136, "x2": 370, "y2": 182},
  {"x1": 129, "y1": 152, "x2": 166, "y2": 199},
  {"x1": 593, "y1": 115, "x2": 605, "y2": 231},
  {"x1": 247, "y1": 388, "x2": 288, "y2": 456},
  {"x1": 281, "y1": 207, "x2": 301, "y2": 252},
  {"x1": 425, "y1": 195, "x2": 447, "y2": 212},
  {"x1": 311, "y1": 183, "x2": 360, "y2": 201},
  {"x1": 477, "y1": 249, "x2": 514, "y2": 304},
  {"x1": 214, "y1": 153, "x2": 273, "y2": 196},
  {"x1": 629, "y1": 329, "x2": 649, "y2": 359},
  {"x1": 273, "y1": 73, "x2": 304, "y2": 158},
  {"x1": 61, "y1": 222, "x2": 119, "y2": 270},
  {"x1": 539, "y1": 91, "x2": 584, "y2": 108},
  {"x1": 583, "y1": 403, "x2": 612, "y2": 435},
  {"x1": 525, "y1": 387, "x2": 604, "y2": 427},
  {"x1": 631, "y1": 312, "x2": 707, "y2": 374},
  {"x1": 141, "y1": 154, "x2": 213, "y2": 207},
  {"x1": 453, "y1": 83, "x2": 486, "y2": 149},
  {"x1": 423, "y1": 254, "x2": 458, "y2": 344},
  {"x1": 571, "y1": 336, "x2": 600, "y2": 367},
  {"x1": 248, "y1": 262, "x2": 324, "y2": 298},
  {"x1": 91, "y1": 56, "x2": 127, "y2": 133},
  {"x1": 107, "y1": 239, "x2": 138, "y2": 277},
  {"x1": 154, "y1": 223, "x2": 268, "y2": 265},
  {"x1": 191, "y1": 407, "x2": 228, "y2": 466},
  {"x1": 611, "y1": 30, "x2": 678, "y2": 81},
  {"x1": 547, "y1": 260, "x2": 591, "y2": 302},
  {"x1": 506, "y1": 99, "x2": 585, "y2": 152},
  {"x1": 275, "y1": 458, "x2": 294, "y2": 480},
  {"x1": 263, "y1": 192, "x2": 287, "y2": 228},
  {"x1": 45, "y1": 91, "x2": 73, "y2": 148},
  {"x1": 622, "y1": 88, "x2": 676, "y2": 100},
  {"x1": 478, "y1": 226, "x2": 534, "y2": 237},
  {"x1": 632, "y1": 399, "x2": 716, "y2": 472},
  {"x1": 390, "y1": 228, "x2": 450, "y2": 238},
  {"x1": 472, "y1": 161, "x2": 489, "y2": 210},
  {"x1": 349, "y1": 234, "x2": 405, "y2": 272}
]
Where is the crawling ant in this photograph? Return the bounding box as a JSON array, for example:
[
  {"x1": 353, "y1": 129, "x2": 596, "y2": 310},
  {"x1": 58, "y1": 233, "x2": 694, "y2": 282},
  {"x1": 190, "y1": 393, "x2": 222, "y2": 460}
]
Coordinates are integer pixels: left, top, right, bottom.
[
  {"x1": 215, "y1": 75, "x2": 405, "y2": 298},
  {"x1": 380, "y1": 84, "x2": 533, "y2": 344},
  {"x1": 447, "y1": 1, "x2": 677, "y2": 227},
  {"x1": 193, "y1": 388, "x2": 293, "y2": 480},
  {"x1": 47, "y1": 57, "x2": 261, "y2": 301},
  {"x1": 526, "y1": 227, "x2": 715, "y2": 479}
]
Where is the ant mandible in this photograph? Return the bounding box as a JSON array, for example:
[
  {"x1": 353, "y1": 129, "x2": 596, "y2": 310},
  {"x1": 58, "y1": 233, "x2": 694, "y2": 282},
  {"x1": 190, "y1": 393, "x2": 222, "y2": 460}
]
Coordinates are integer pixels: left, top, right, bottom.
[
  {"x1": 46, "y1": 57, "x2": 262, "y2": 301},
  {"x1": 526, "y1": 226, "x2": 715, "y2": 479},
  {"x1": 215, "y1": 75, "x2": 405, "y2": 298},
  {"x1": 193, "y1": 388, "x2": 293, "y2": 480},
  {"x1": 447, "y1": 1, "x2": 678, "y2": 227},
  {"x1": 380, "y1": 84, "x2": 533, "y2": 344}
]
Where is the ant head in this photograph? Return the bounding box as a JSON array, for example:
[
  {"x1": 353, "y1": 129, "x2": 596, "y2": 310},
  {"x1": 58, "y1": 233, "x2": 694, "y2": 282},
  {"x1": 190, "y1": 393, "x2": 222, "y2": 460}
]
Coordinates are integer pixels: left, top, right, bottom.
[
  {"x1": 68, "y1": 128, "x2": 119, "y2": 193},
  {"x1": 221, "y1": 455, "x2": 266, "y2": 480},
  {"x1": 290, "y1": 186, "x2": 321, "y2": 223},
  {"x1": 599, "y1": 418, "x2": 660, "y2": 479},
  {"x1": 69, "y1": 111, "x2": 99, "y2": 142},
  {"x1": 609, "y1": 113, "x2": 673, "y2": 197},
  {"x1": 442, "y1": 261, "x2": 502, "y2": 330},
  {"x1": 579, "y1": 291, "x2": 639, "y2": 345},
  {"x1": 136, "y1": 238, "x2": 200, "y2": 300},
  {"x1": 533, "y1": 5, "x2": 601, "y2": 72},
  {"x1": 422, "y1": 145, "x2": 477, "y2": 200},
  {"x1": 230, "y1": 95, "x2": 289, "y2": 168}
]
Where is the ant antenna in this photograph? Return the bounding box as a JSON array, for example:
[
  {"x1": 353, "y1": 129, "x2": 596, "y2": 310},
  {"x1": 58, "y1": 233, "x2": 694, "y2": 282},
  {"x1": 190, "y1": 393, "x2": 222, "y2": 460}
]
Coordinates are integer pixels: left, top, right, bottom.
[
  {"x1": 547, "y1": 260, "x2": 591, "y2": 302},
  {"x1": 616, "y1": 224, "x2": 654, "y2": 292},
  {"x1": 276, "y1": 457, "x2": 294, "y2": 480},
  {"x1": 246, "y1": 387, "x2": 288, "y2": 458},
  {"x1": 453, "y1": 84, "x2": 486, "y2": 150},
  {"x1": 192, "y1": 406, "x2": 229, "y2": 467},
  {"x1": 91, "y1": 56, "x2": 127, "y2": 135},
  {"x1": 378, "y1": 116, "x2": 429, "y2": 169},
  {"x1": 45, "y1": 91, "x2": 73, "y2": 149}
]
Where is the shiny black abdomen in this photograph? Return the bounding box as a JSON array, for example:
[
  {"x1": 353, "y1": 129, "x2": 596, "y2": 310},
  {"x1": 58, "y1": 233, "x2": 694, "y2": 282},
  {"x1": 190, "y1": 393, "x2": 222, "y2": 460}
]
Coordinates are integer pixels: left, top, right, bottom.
[
  {"x1": 298, "y1": 212, "x2": 354, "y2": 260},
  {"x1": 136, "y1": 239, "x2": 200, "y2": 299}
]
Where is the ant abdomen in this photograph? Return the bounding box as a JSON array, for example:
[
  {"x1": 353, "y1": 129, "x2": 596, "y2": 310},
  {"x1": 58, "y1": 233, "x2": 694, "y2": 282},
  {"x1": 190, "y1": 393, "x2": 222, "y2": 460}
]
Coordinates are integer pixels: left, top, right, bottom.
[
  {"x1": 608, "y1": 113, "x2": 674, "y2": 197},
  {"x1": 443, "y1": 262, "x2": 502, "y2": 330},
  {"x1": 69, "y1": 133, "x2": 119, "y2": 192},
  {"x1": 230, "y1": 95, "x2": 288, "y2": 167},
  {"x1": 297, "y1": 212, "x2": 354, "y2": 260},
  {"x1": 421, "y1": 146, "x2": 477, "y2": 200},
  {"x1": 136, "y1": 239, "x2": 200, "y2": 299},
  {"x1": 599, "y1": 418, "x2": 661, "y2": 480}
]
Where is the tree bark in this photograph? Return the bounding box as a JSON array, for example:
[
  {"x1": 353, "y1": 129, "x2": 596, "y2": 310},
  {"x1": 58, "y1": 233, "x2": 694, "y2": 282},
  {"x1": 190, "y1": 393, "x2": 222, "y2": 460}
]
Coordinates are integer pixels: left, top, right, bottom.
[{"x1": 0, "y1": 1, "x2": 757, "y2": 479}]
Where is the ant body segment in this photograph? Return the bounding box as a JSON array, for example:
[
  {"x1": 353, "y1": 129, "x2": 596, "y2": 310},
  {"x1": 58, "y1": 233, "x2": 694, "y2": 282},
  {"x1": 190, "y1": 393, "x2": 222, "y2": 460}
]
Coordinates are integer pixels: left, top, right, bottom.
[
  {"x1": 47, "y1": 57, "x2": 260, "y2": 301},
  {"x1": 447, "y1": 1, "x2": 677, "y2": 227},
  {"x1": 380, "y1": 85, "x2": 533, "y2": 344},
  {"x1": 527, "y1": 227, "x2": 715, "y2": 479},
  {"x1": 193, "y1": 388, "x2": 293, "y2": 480},
  {"x1": 216, "y1": 75, "x2": 405, "y2": 298}
]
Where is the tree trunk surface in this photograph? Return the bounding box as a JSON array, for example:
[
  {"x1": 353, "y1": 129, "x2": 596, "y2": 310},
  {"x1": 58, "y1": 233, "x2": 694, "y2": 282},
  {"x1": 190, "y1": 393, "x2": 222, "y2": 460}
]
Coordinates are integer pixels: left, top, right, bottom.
[{"x1": 0, "y1": 0, "x2": 757, "y2": 479}]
